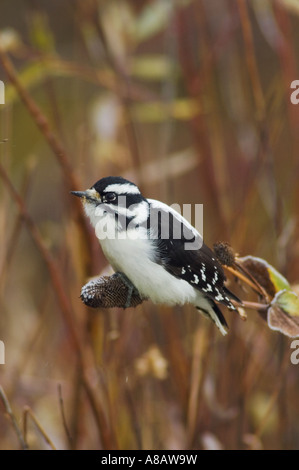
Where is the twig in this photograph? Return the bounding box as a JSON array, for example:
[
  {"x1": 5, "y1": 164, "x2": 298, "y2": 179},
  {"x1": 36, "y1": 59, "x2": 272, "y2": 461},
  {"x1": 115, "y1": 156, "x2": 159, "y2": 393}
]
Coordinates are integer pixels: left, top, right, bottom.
[
  {"x1": 187, "y1": 327, "x2": 209, "y2": 447},
  {"x1": 57, "y1": 384, "x2": 73, "y2": 449},
  {"x1": 7, "y1": 286, "x2": 50, "y2": 399},
  {"x1": 94, "y1": 12, "x2": 142, "y2": 180},
  {"x1": 0, "y1": 385, "x2": 28, "y2": 450},
  {"x1": 0, "y1": 159, "x2": 33, "y2": 291},
  {"x1": 254, "y1": 346, "x2": 290, "y2": 439},
  {"x1": 234, "y1": 259, "x2": 271, "y2": 302},
  {"x1": 124, "y1": 383, "x2": 143, "y2": 450},
  {"x1": 224, "y1": 265, "x2": 266, "y2": 297},
  {"x1": 0, "y1": 161, "x2": 80, "y2": 350},
  {"x1": 213, "y1": 242, "x2": 270, "y2": 301},
  {"x1": 81, "y1": 272, "x2": 270, "y2": 315},
  {"x1": 232, "y1": 299, "x2": 269, "y2": 313},
  {"x1": 237, "y1": 0, "x2": 265, "y2": 120},
  {"x1": 0, "y1": 162, "x2": 117, "y2": 450},
  {"x1": 0, "y1": 43, "x2": 94, "y2": 273},
  {"x1": 0, "y1": 45, "x2": 73, "y2": 184},
  {"x1": 23, "y1": 406, "x2": 56, "y2": 450}
]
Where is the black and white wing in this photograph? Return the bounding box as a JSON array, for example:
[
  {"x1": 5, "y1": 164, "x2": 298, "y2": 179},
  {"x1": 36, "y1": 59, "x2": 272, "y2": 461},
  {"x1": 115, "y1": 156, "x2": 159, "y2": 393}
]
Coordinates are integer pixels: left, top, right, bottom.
[{"x1": 147, "y1": 199, "x2": 240, "y2": 313}]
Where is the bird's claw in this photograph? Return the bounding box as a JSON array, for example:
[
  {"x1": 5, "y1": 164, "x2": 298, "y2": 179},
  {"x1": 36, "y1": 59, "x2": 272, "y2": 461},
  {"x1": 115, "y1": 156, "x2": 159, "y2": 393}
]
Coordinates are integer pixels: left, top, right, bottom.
[{"x1": 114, "y1": 272, "x2": 139, "y2": 308}]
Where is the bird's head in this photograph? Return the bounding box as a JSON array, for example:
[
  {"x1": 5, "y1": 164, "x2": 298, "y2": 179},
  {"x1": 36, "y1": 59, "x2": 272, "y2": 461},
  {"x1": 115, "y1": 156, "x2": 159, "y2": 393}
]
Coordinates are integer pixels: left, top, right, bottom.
[{"x1": 71, "y1": 176, "x2": 148, "y2": 229}]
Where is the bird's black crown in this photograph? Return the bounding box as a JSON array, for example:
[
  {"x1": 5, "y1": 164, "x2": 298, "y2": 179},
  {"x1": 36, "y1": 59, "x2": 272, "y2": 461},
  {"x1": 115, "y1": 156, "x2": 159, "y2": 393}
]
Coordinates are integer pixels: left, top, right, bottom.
[
  {"x1": 92, "y1": 176, "x2": 140, "y2": 194},
  {"x1": 92, "y1": 176, "x2": 145, "y2": 207}
]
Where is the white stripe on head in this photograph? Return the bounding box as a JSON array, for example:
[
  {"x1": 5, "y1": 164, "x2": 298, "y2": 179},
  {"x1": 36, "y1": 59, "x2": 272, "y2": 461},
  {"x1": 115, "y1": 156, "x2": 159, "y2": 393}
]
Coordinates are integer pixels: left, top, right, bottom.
[
  {"x1": 97, "y1": 199, "x2": 149, "y2": 224},
  {"x1": 105, "y1": 183, "x2": 140, "y2": 195}
]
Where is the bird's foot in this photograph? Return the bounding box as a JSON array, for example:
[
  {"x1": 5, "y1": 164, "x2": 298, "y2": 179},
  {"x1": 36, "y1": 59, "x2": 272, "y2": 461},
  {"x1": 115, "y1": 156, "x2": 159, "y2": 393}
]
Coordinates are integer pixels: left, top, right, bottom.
[{"x1": 114, "y1": 272, "x2": 140, "y2": 308}]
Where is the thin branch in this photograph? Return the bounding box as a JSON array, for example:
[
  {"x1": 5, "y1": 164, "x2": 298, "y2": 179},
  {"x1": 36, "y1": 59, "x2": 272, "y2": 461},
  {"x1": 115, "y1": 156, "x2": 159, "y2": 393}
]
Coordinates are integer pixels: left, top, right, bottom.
[
  {"x1": 224, "y1": 265, "x2": 267, "y2": 298},
  {"x1": 57, "y1": 384, "x2": 73, "y2": 450},
  {"x1": 0, "y1": 45, "x2": 73, "y2": 183},
  {"x1": 0, "y1": 43, "x2": 94, "y2": 272},
  {"x1": 234, "y1": 259, "x2": 271, "y2": 302},
  {"x1": 254, "y1": 346, "x2": 291, "y2": 439},
  {"x1": 0, "y1": 162, "x2": 117, "y2": 450},
  {"x1": 81, "y1": 272, "x2": 270, "y2": 316},
  {"x1": 23, "y1": 406, "x2": 56, "y2": 450},
  {"x1": 0, "y1": 385, "x2": 28, "y2": 450},
  {"x1": 187, "y1": 327, "x2": 209, "y2": 447},
  {"x1": 237, "y1": 0, "x2": 265, "y2": 120},
  {"x1": 0, "y1": 159, "x2": 33, "y2": 290},
  {"x1": 0, "y1": 161, "x2": 80, "y2": 351},
  {"x1": 232, "y1": 299, "x2": 269, "y2": 313},
  {"x1": 94, "y1": 12, "x2": 142, "y2": 180}
]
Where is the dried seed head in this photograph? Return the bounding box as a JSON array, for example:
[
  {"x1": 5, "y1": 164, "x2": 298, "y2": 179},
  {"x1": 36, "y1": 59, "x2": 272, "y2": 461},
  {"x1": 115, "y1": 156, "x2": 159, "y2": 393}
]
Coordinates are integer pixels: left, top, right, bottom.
[
  {"x1": 80, "y1": 274, "x2": 145, "y2": 309},
  {"x1": 213, "y1": 242, "x2": 236, "y2": 267}
]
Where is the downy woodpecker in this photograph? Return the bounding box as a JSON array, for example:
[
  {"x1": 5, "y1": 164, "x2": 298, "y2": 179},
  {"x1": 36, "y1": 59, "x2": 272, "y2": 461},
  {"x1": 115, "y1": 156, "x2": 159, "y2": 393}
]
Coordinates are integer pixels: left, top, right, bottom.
[{"x1": 72, "y1": 176, "x2": 240, "y2": 335}]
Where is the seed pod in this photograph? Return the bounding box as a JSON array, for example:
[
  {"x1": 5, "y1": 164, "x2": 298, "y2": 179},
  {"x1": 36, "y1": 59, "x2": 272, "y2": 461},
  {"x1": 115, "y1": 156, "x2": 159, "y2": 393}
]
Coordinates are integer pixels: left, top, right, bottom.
[{"x1": 80, "y1": 273, "x2": 145, "y2": 309}]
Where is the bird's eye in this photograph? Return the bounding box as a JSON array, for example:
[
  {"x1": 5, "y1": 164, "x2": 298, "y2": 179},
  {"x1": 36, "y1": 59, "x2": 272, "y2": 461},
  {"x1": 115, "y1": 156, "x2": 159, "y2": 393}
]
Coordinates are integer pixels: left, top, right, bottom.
[{"x1": 103, "y1": 192, "x2": 116, "y2": 203}]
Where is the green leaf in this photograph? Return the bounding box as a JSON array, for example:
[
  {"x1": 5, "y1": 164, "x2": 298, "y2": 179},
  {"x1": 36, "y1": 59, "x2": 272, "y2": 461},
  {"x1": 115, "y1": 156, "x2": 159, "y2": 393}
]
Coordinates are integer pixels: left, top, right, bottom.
[
  {"x1": 268, "y1": 265, "x2": 291, "y2": 293},
  {"x1": 274, "y1": 290, "x2": 299, "y2": 317}
]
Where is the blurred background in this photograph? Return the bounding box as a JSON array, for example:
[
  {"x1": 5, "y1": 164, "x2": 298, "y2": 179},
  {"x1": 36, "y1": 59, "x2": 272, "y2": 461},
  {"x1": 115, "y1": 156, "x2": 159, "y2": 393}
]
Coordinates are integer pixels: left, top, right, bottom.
[{"x1": 0, "y1": 0, "x2": 299, "y2": 450}]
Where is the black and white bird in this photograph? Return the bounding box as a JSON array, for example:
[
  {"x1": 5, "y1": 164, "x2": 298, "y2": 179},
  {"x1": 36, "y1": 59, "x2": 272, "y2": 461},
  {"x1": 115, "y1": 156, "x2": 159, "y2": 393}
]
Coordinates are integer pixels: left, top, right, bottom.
[{"x1": 71, "y1": 176, "x2": 240, "y2": 335}]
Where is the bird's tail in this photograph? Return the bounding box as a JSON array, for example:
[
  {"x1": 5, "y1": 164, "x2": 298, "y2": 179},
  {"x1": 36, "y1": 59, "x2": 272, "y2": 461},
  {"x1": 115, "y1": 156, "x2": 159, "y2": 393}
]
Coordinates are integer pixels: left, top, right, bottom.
[{"x1": 196, "y1": 301, "x2": 228, "y2": 336}]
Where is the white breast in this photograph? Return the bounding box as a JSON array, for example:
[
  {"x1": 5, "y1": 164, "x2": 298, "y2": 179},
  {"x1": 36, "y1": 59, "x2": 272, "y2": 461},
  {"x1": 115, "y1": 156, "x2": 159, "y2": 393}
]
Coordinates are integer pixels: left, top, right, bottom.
[
  {"x1": 100, "y1": 230, "x2": 196, "y2": 305},
  {"x1": 87, "y1": 212, "x2": 193, "y2": 304},
  {"x1": 83, "y1": 199, "x2": 198, "y2": 305}
]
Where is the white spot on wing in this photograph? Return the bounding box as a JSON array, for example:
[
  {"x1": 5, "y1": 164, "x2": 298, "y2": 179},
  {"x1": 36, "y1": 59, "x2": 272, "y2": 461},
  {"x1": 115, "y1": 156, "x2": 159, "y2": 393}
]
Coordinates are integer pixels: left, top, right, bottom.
[
  {"x1": 200, "y1": 263, "x2": 206, "y2": 281},
  {"x1": 191, "y1": 274, "x2": 199, "y2": 284},
  {"x1": 212, "y1": 271, "x2": 218, "y2": 285},
  {"x1": 214, "y1": 287, "x2": 224, "y2": 302},
  {"x1": 202, "y1": 284, "x2": 212, "y2": 293}
]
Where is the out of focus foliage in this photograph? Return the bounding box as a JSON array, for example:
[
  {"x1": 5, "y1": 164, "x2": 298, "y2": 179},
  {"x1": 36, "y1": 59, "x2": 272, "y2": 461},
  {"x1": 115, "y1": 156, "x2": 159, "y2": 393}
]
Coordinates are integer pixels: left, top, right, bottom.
[{"x1": 0, "y1": 0, "x2": 299, "y2": 450}]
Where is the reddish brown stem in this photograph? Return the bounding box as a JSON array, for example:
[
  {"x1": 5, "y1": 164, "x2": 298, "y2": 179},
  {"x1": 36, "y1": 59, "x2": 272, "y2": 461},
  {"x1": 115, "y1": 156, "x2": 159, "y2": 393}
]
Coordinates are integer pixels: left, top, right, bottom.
[
  {"x1": 0, "y1": 162, "x2": 117, "y2": 450},
  {"x1": 0, "y1": 44, "x2": 95, "y2": 274}
]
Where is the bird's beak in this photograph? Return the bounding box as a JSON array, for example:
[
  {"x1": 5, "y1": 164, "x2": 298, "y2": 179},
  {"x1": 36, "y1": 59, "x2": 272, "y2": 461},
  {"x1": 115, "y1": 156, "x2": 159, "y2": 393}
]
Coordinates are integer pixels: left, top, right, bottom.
[
  {"x1": 71, "y1": 191, "x2": 88, "y2": 199},
  {"x1": 71, "y1": 188, "x2": 100, "y2": 203}
]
